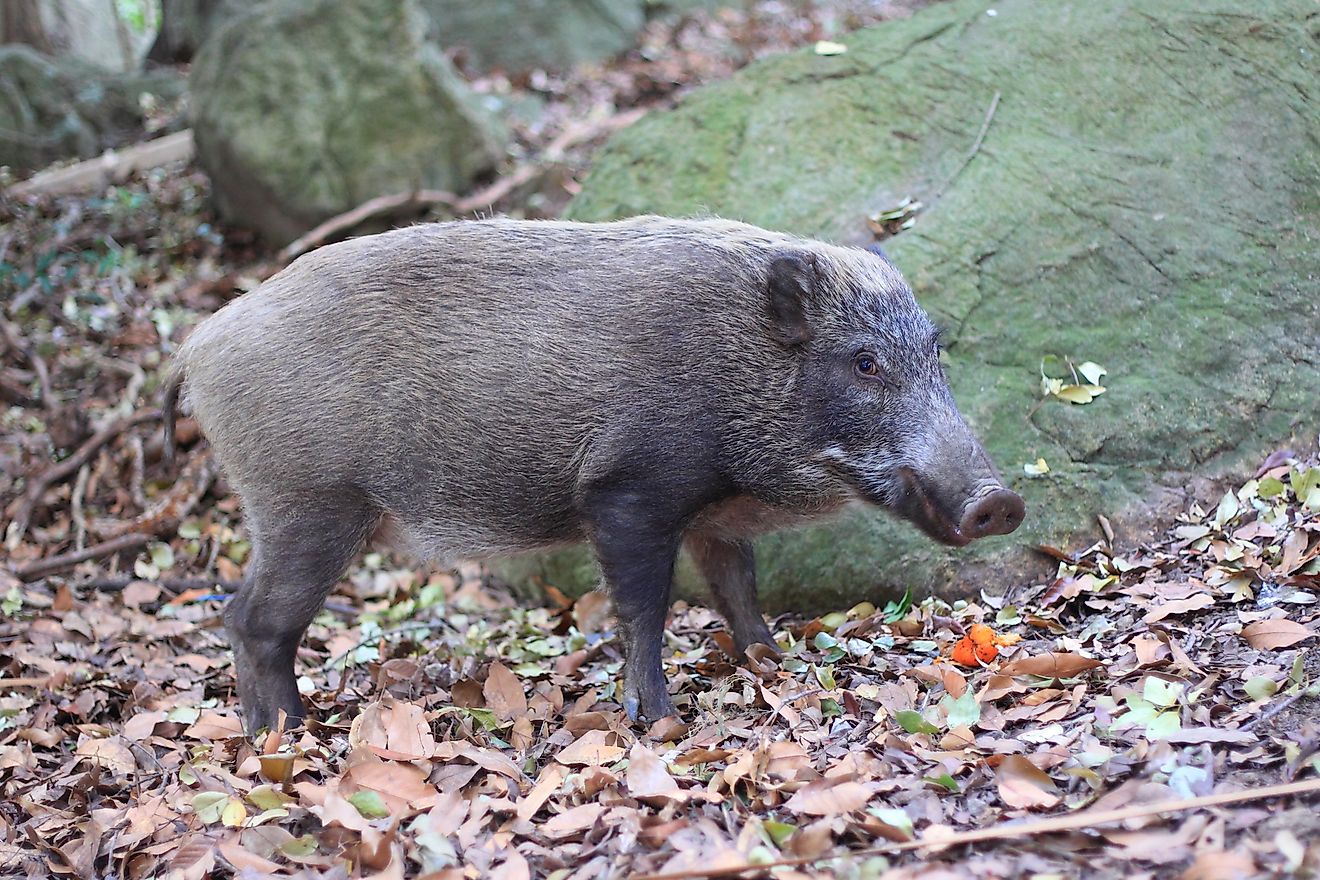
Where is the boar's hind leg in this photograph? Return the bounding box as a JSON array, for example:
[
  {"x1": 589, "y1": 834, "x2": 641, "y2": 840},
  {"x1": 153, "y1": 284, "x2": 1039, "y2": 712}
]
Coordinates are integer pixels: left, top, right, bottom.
[
  {"x1": 225, "y1": 492, "x2": 377, "y2": 733},
  {"x1": 583, "y1": 491, "x2": 682, "y2": 723},
  {"x1": 686, "y1": 533, "x2": 776, "y2": 657}
]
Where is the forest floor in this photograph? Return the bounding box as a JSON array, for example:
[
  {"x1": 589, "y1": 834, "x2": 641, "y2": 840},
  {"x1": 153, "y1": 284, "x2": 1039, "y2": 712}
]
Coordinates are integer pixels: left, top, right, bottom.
[{"x1": 2, "y1": 1, "x2": 1319, "y2": 878}]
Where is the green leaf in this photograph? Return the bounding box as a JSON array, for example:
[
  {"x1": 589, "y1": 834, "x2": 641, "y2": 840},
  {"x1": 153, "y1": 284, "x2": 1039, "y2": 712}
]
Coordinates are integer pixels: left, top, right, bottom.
[
  {"x1": 763, "y1": 820, "x2": 796, "y2": 847},
  {"x1": 463, "y1": 707, "x2": 500, "y2": 731},
  {"x1": 882, "y1": 588, "x2": 914, "y2": 623},
  {"x1": 1257, "y1": 476, "x2": 1286, "y2": 499},
  {"x1": 813, "y1": 631, "x2": 839, "y2": 650},
  {"x1": 819, "y1": 611, "x2": 848, "y2": 631},
  {"x1": 895, "y1": 710, "x2": 939, "y2": 735},
  {"x1": 279, "y1": 835, "x2": 318, "y2": 858},
  {"x1": 348, "y1": 789, "x2": 390, "y2": 819},
  {"x1": 867, "y1": 806, "x2": 915, "y2": 837},
  {"x1": 813, "y1": 664, "x2": 837, "y2": 690},
  {"x1": 1244, "y1": 676, "x2": 1278, "y2": 701},
  {"x1": 2, "y1": 586, "x2": 22, "y2": 616},
  {"x1": 995, "y1": 605, "x2": 1022, "y2": 625},
  {"x1": 1143, "y1": 677, "x2": 1185, "y2": 708},
  {"x1": 941, "y1": 691, "x2": 982, "y2": 729},
  {"x1": 923, "y1": 772, "x2": 960, "y2": 793},
  {"x1": 247, "y1": 784, "x2": 293, "y2": 810},
  {"x1": 192, "y1": 791, "x2": 228, "y2": 824},
  {"x1": 1145, "y1": 710, "x2": 1182, "y2": 740}
]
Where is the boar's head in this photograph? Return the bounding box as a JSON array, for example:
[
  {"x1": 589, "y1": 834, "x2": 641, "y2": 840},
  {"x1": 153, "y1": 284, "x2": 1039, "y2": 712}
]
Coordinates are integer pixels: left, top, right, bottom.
[{"x1": 768, "y1": 246, "x2": 1024, "y2": 547}]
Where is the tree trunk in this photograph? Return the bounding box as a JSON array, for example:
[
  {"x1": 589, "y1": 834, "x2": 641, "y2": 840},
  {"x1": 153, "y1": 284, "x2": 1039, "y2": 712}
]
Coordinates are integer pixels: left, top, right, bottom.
[
  {"x1": 146, "y1": 0, "x2": 228, "y2": 65},
  {"x1": 2, "y1": 0, "x2": 54, "y2": 53}
]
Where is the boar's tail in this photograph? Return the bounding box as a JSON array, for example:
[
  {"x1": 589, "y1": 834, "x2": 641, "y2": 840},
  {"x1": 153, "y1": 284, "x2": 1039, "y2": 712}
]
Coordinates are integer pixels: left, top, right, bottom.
[{"x1": 161, "y1": 363, "x2": 184, "y2": 466}]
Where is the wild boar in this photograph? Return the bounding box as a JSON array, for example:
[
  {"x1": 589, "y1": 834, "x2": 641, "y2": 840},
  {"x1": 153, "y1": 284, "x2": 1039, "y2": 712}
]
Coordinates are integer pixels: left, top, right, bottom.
[{"x1": 164, "y1": 216, "x2": 1024, "y2": 732}]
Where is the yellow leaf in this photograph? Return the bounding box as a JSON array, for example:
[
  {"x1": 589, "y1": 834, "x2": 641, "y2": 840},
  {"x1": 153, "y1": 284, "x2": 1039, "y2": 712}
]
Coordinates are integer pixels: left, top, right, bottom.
[
  {"x1": 1023, "y1": 458, "x2": 1050, "y2": 477},
  {"x1": 1055, "y1": 383, "x2": 1105, "y2": 404},
  {"x1": 220, "y1": 796, "x2": 247, "y2": 828}
]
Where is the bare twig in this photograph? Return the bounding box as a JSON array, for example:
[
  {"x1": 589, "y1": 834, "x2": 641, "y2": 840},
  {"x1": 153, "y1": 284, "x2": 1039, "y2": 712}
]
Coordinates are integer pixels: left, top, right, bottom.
[
  {"x1": 77, "y1": 575, "x2": 242, "y2": 594},
  {"x1": 10, "y1": 533, "x2": 153, "y2": 581},
  {"x1": 5, "y1": 408, "x2": 162, "y2": 549},
  {"x1": 933, "y1": 90, "x2": 1001, "y2": 198},
  {"x1": 70, "y1": 463, "x2": 90, "y2": 551},
  {"x1": 87, "y1": 450, "x2": 216, "y2": 540},
  {"x1": 280, "y1": 108, "x2": 647, "y2": 261},
  {"x1": 633, "y1": 777, "x2": 1320, "y2": 880},
  {"x1": 0, "y1": 319, "x2": 54, "y2": 409}
]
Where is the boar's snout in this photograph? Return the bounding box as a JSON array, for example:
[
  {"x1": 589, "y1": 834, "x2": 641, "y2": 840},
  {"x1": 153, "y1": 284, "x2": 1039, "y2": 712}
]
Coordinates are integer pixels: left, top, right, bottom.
[
  {"x1": 960, "y1": 485, "x2": 1025, "y2": 540},
  {"x1": 895, "y1": 467, "x2": 1024, "y2": 547}
]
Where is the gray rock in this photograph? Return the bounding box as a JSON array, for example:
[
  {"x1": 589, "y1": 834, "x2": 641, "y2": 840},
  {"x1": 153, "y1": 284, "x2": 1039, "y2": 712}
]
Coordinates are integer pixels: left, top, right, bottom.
[
  {"x1": 505, "y1": 0, "x2": 1320, "y2": 612},
  {"x1": 420, "y1": 0, "x2": 646, "y2": 73},
  {"x1": 190, "y1": 0, "x2": 507, "y2": 246}
]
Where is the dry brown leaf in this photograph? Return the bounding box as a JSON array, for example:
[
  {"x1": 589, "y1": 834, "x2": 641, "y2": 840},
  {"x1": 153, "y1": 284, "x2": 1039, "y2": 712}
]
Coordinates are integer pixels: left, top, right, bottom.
[
  {"x1": 782, "y1": 780, "x2": 876, "y2": 816},
  {"x1": 1179, "y1": 848, "x2": 1257, "y2": 879},
  {"x1": 999, "y1": 653, "x2": 1105, "y2": 679},
  {"x1": 626, "y1": 741, "x2": 681, "y2": 802},
  {"x1": 1240, "y1": 619, "x2": 1314, "y2": 650},
  {"x1": 542, "y1": 803, "x2": 606, "y2": 839},
  {"x1": 995, "y1": 755, "x2": 1061, "y2": 810},
  {"x1": 483, "y1": 661, "x2": 528, "y2": 722},
  {"x1": 1144, "y1": 593, "x2": 1216, "y2": 623},
  {"x1": 554, "y1": 729, "x2": 627, "y2": 767}
]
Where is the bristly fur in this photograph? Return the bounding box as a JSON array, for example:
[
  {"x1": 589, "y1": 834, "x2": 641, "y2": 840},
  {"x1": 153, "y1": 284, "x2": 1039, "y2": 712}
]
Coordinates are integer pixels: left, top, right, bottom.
[{"x1": 170, "y1": 215, "x2": 1018, "y2": 730}]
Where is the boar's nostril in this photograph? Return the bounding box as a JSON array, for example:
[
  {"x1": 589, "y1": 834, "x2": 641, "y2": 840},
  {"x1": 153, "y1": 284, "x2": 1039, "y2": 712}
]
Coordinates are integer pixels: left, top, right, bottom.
[{"x1": 960, "y1": 488, "x2": 1026, "y2": 540}]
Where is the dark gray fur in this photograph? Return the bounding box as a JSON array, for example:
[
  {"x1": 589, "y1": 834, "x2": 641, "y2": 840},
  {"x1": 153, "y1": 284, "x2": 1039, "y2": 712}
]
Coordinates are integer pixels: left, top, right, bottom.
[{"x1": 165, "y1": 216, "x2": 1022, "y2": 731}]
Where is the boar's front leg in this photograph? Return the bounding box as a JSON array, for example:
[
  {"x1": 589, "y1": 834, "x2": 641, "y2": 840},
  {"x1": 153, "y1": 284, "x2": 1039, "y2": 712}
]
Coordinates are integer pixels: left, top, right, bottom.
[
  {"x1": 686, "y1": 532, "x2": 776, "y2": 657},
  {"x1": 582, "y1": 486, "x2": 683, "y2": 723}
]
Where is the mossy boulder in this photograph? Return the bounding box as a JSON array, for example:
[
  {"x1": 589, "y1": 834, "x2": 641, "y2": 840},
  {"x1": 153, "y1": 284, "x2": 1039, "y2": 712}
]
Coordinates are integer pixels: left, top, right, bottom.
[
  {"x1": 501, "y1": 0, "x2": 1320, "y2": 612},
  {"x1": 419, "y1": 0, "x2": 646, "y2": 73},
  {"x1": 190, "y1": 0, "x2": 506, "y2": 246},
  {"x1": 0, "y1": 45, "x2": 182, "y2": 173}
]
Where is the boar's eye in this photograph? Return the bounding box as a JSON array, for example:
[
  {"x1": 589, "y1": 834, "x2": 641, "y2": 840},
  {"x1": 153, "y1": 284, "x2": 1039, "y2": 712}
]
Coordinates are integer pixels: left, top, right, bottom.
[{"x1": 853, "y1": 352, "x2": 883, "y2": 381}]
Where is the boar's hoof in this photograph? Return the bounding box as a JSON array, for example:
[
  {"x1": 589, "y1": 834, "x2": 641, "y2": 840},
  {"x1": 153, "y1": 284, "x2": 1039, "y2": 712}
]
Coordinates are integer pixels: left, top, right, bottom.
[
  {"x1": 960, "y1": 487, "x2": 1025, "y2": 540},
  {"x1": 622, "y1": 679, "x2": 679, "y2": 724}
]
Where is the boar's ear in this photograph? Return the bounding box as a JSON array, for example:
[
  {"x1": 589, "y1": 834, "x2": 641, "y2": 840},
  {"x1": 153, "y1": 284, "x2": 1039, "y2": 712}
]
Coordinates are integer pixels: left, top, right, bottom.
[{"x1": 766, "y1": 252, "x2": 817, "y2": 346}]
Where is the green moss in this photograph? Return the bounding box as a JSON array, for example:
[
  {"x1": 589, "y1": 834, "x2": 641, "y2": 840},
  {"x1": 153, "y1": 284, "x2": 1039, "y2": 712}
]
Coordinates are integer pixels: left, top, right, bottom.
[{"x1": 539, "y1": 0, "x2": 1320, "y2": 611}]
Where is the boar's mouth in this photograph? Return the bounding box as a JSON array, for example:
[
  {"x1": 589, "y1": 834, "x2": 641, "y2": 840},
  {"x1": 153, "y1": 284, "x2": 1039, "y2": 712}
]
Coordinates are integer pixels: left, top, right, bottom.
[
  {"x1": 893, "y1": 467, "x2": 973, "y2": 547},
  {"x1": 891, "y1": 467, "x2": 1026, "y2": 547}
]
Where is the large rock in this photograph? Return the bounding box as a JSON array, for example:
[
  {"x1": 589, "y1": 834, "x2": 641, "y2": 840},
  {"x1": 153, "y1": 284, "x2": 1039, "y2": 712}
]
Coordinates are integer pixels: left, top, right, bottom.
[
  {"x1": 0, "y1": 45, "x2": 182, "y2": 172},
  {"x1": 420, "y1": 0, "x2": 646, "y2": 73},
  {"x1": 190, "y1": 0, "x2": 506, "y2": 246},
  {"x1": 502, "y1": 0, "x2": 1320, "y2": 612}
]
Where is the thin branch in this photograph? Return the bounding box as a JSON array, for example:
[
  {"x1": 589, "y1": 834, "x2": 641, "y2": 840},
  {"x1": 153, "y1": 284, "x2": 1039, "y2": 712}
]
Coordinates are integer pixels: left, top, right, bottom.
[
  {"x1": 87, "y1": 450, "x2": 216, "y2": 540},
  {"x1": 10, "y1": 532, "x2": 152, "y2": 581},
  {"x1": 5, "y1": 408, "x2": 162, "y2": 549},
  {"x1": 633, "y1": 777, "x2": 1320, "y2": 880},
  {"x1": 934, "y1": 90, "x2": 1001, "y2": 198}
]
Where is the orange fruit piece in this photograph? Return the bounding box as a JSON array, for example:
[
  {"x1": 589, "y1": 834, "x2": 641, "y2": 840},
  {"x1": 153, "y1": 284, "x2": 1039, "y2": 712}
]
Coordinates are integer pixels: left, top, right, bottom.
[{"x1": 949, "y1": 624, "x2": 1019, "y2": 668}]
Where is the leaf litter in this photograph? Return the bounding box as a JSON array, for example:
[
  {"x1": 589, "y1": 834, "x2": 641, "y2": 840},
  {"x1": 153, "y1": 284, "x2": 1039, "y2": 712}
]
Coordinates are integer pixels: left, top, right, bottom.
[{"x1": 2, "y1": 3, "x2": 1319, "y2": 875}]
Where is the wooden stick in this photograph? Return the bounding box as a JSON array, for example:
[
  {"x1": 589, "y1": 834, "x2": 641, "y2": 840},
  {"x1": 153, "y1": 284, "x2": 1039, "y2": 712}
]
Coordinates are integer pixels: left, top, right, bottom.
[
  {"x1": 633, "y1": 777, "x2": 1320, "y2": 880},
  {"x1": 5, "y1": 409, "x2": 161, "y2": 549},
  {"x1": 279, "y1": 108, "x2": 647, "y2": 261},
  {"x1": 4, "y1": 130, "x2": 195, "y2": 199},
  {"x1": 10, "y1": 532, "x2": 152, "y2": 581}
]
